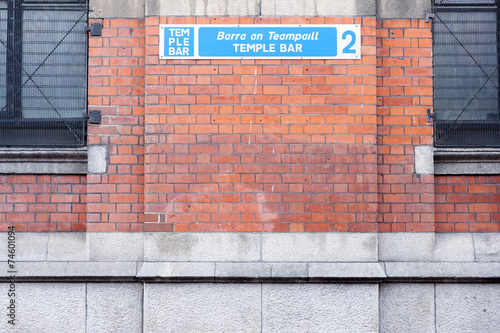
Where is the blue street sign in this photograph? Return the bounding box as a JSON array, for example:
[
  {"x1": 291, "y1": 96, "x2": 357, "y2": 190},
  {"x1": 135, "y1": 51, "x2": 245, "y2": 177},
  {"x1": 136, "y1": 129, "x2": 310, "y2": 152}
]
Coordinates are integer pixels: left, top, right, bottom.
[{"x1": 159, "y1": 25, "x2": 360, "y2": 59}]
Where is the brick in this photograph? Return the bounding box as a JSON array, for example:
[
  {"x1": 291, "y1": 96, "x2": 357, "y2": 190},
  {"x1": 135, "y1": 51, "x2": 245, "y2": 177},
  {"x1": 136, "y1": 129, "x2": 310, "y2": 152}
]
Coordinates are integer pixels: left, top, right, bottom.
[
  {"x1": 304, "y1": 223, "x2": 334, "y2": 232},
  {"x1": 404, "y1": 29, "x2": 431, "y2": 38},
  {"x1": 233, "y1": 223, "x2": 263, "y2": 232},
  {"x1": 469, "y1": 223, "x2": 499, "y2": 232},
  {"x1": 5, "y1": 17, "x2": 457, "y2": 234}
]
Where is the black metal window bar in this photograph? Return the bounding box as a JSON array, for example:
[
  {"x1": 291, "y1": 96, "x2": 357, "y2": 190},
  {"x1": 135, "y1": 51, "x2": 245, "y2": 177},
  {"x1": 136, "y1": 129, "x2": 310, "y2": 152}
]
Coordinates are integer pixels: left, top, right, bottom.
[
  {"x1": 0, "y1": 0, "x2": 87, "y2": 147},
  {"x1": 433, "y1": 0, "x2": 500, "y2": 147}
]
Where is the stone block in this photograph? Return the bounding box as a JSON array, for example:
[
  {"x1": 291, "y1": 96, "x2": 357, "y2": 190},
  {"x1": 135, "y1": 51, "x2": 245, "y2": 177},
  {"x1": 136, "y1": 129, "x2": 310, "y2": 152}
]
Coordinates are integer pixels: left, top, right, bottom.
[
  {"x1": 144, "y1": 283, "x2": 261, "y2": 332},
  {"x1": 262, "y1": 283, "x2": 378, "y2": 332},
  {"x1": 144, "y1": 233, "x2": 260, "y2": 262},
  {"x1": 47, "y1": 232, "x2": 89, "y2": 261},
  {"x1": 87, "y1": 145, "x2": 108, "y2": 174},
  {"x1": 414, "y1": 145, "x2": 434, "y2": 174},
  {"x1": 262, "y1": 233, "x2": 377, "y2": 262},
  {"x1": 379, "y1": 232, "x2": 435, "y2": 261},
  {"x1": 380, "y1": 233, "x2": 475, "y2": 262},
  {"x1": 87, "y1": 283, "x2": 143, "y2": 332},
  {"x1": 88, "y1": 233, "x2": 144, "y2": 261},
  {"x1": 474, "y1": 233, "x2": 500, "y2": 262},
  {"x1": 379, "y1": 283, "x2": 435, "y2": 332},
  {"x1": 8, "y1": 233, "x2": 48, "y2": 261},
  {"x1": 90, "y1": 0, "x2": 145, "y2": 18},
  {"x1": 436, "y1": 284, "x2": 500, "y2": 332},
  {"x1": 261, "y1": 0, "x2": 375, "y2": 16},
  {"x1": 146, "y1": 0, "x2": 260, "y2": 16},
  {"x1": 377, "y1": 0, "x2": 430, "y2": 19},
  {"x1": 433, "y1": 233, "x2": 474, "y2": 262},
  {"x1": 0, "y1": 283, "x2": 85, "y2": 332}
]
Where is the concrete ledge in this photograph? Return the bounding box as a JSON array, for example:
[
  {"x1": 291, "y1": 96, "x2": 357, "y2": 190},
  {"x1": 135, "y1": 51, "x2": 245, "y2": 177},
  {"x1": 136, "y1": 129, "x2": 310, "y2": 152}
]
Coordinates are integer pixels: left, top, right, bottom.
[
  {"x1": 434, "y1": 148, "x2": 500, "y2": 175},
  {"x1": 308, "y1": 263, "x2": 386, "y2": 279},
  {"x1": 385, "y1": 262, "x2": 500, "y2": 280},
  {"x1": 90, "y1": 0, "x2": 145, "y2": 18},
  {"x1": 93, "y1": 0, "x2": 429, "y2": 18},
  {"x1": 1, "y1": 232, "x2": 500, "y2": 282},
  {"x1": 270, "y1": 263, "x2": 308, "y2": 278},
  {"x1": 137, "y1": 262, "x2": 215, "y2": 280},
  {"x1": 0, "y1": 261, "x2": 388, "y2": 282},
  {"x1": 260, "y1": 0, "x2": 375, "y2": 17},
  {"x1": 1, "y1": 262, "x2": 138, "y2": 281},
  {"x1": 146, "y1": 0, "x2": 260, "y2": 16},
  {"x1": 0, "y1": 148, "x2": 87, "y2": 174},
  {"x1": 144, "y1": 0, "x2": 375, "y2": 16},
  {"x1": 99, "y1": 0, "x2": 434, "y2": 18},
  {"x1": 3, "y1": 261, "x2": 500, "y2": 282}
]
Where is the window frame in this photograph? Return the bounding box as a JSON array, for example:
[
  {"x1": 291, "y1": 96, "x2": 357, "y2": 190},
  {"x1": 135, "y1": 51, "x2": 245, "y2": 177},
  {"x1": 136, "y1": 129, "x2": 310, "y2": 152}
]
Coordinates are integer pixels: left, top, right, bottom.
[
  {"x1": 0, "y1": 0, "x2": 89, "y2": 148},
  {"x1": 432, "y1": 0, "x2": 500, "y2": 148},
  {"x1": 432, "y1": 0, "x2": 500, "y2": 173}
]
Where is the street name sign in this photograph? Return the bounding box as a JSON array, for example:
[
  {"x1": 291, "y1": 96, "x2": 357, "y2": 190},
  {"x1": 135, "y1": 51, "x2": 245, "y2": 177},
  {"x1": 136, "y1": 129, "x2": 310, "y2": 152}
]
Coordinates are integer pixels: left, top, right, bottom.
[{"x1": 159, "y1": 25, "x2": 361, "y2": 59}]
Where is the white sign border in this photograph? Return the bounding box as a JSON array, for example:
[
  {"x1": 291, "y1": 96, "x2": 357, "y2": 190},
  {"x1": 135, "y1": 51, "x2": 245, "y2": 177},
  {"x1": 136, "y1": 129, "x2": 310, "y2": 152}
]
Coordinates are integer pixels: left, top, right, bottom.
[{"x1": 159, "y1": 24, "x2": 361, "y2": 60}]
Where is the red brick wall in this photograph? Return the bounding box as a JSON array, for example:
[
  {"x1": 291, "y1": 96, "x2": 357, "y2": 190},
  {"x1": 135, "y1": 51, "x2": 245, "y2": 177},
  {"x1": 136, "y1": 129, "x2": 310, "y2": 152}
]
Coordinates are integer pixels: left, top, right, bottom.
[
  {"x1": 435, "y1": 175, "x2": 500, "y2": 232},
  {"x1": 1, "y1": 16, "x2": 499, "y2": 233},
  {"x1": 0, "y1": 175, "x2": 86, "y2": 231},
  {"x1": 376, "y1": 19, "x2": 435, "y2": 232},
  {"x1": 142, "y1": 16, "x2": 378, "y2": 232},
  {"x1": 87, "y1": 18, "x2": 145, "y2": 231}
]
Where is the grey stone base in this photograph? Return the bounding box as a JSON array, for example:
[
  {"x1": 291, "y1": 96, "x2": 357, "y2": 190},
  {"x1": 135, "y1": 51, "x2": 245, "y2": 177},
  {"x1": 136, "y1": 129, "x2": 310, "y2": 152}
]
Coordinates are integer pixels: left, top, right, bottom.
[
  {"x1": 2, "y1": 282, "x2": 500, "y2": 332},
  {"x1": 380, "y1": 283, "x2": 500, "y2": 333},
  {"x1": 1, "y1": 232, "x2": 500, "y2": 282},
  {"x1": 1, "y1": 232, "x2": 500, "y2": 331},
  {"x1": 90, "y1": 0, "x2": 430, "y2": 18}
]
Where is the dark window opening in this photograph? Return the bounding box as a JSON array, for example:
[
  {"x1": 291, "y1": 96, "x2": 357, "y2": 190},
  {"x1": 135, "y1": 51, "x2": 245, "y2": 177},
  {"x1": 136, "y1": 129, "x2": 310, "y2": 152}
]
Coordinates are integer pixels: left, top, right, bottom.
[
  {"x1": 433, "y1": 0, "x2": 500, "y2": 147},
  {"x1": 0, "y1": 0, "x2": 87, "y2": 147}
]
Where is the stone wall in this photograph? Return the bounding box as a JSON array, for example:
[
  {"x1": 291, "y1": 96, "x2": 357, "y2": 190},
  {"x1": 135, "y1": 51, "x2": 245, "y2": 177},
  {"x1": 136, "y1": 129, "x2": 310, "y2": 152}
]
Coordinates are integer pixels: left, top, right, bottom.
[{"x1": 1, "y1": 232, "x2": 500, "y2": 331}]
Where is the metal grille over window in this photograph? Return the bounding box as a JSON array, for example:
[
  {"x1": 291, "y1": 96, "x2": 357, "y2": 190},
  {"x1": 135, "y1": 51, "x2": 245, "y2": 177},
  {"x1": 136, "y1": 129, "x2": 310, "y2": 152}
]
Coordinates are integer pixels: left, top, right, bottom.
[
  {"x1": 433, "y1": 0, "x2": 500, "y2": 147},
  {"x1": 0, "y1": 0, "x2": 87, "y2": 147}
]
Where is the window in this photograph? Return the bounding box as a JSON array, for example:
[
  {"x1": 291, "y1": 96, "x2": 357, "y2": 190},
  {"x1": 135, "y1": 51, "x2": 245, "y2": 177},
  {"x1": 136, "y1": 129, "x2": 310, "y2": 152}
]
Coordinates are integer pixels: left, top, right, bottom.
[
  {"x1": 433, "y1": 0, "x2": 500, "y2": 147},
  {"x1": 0, "y1": 0, "x2": 87, "y2": 147}
]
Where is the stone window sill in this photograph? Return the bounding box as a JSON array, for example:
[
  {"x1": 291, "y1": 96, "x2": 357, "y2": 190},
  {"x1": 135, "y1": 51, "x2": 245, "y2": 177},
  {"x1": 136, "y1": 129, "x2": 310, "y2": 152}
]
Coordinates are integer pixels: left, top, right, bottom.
[
  {"x1": 434, "y1": 148, "x2": 500, "y2": 175},
  {"x1": 0, "y1": 147, "x2": 87, "y2": 174}
]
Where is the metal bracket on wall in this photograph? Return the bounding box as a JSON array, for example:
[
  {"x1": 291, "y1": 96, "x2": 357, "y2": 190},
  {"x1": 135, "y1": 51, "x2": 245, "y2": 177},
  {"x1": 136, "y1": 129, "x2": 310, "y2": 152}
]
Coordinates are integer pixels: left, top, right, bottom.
[
  {"x1": 427, "y1": 108, "x2": 435, "y2": 123},
  {"x1": 87, "y1": 22, "x2": 102, "y2": 36},
  {"x1": 425, "y1": 9, "x2": 435, "y2": 23},
  {"x1": 87, "y1": 110, "x2": 101, "y2": 124}
]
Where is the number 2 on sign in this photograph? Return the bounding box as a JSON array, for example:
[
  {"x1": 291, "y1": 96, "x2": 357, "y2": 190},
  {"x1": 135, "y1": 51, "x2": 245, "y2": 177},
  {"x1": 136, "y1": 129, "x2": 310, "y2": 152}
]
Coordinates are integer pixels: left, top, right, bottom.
[{"x1": 342, "y1": 30, "x2": 356, "y2": 54}]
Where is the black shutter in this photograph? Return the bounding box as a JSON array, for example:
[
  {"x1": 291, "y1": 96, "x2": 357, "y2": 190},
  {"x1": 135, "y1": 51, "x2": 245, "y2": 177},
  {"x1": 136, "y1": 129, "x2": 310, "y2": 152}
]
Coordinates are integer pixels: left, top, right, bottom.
[
  {"x1": 0, "y1": 0, "x2": 88, "y2": 147},
  {"x1": 433, "y1": 0, "x2": 500, "y2": 147}
]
